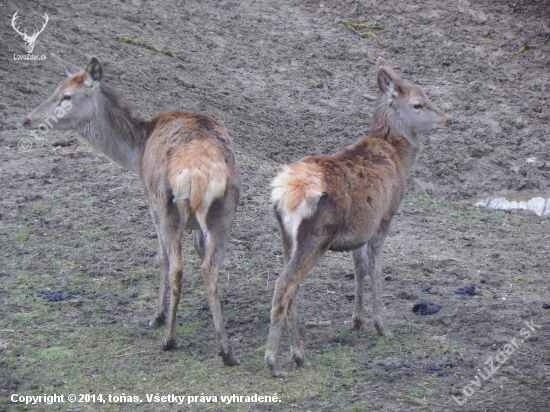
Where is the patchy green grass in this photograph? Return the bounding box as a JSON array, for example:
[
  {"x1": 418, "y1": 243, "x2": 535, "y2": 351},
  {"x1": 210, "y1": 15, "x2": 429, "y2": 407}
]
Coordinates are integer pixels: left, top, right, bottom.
[{"x1": 2, "y1": 184, "x2": 549, "y2": 411}]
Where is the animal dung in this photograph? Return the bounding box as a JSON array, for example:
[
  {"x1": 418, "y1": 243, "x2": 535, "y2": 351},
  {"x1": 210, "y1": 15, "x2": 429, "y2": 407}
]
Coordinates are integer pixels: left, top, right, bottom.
[
  {"x1": 40, "y1": 289, "x2": 83, "y2": 301},
  {"x1": 454, "y1": 284, "x2": 476, "y2": 295},
  {"x1": 412, "y1": 300, "x2": 442, "y2": 315}
]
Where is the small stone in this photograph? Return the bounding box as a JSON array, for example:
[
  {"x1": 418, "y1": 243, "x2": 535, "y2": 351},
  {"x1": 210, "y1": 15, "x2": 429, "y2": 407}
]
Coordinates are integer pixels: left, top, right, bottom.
[
  {"x1": 515, "y1": 118, "x2": 526, "y2": 129},
  {"x1": 398, "y1": 292, "x2": 418, "y2": 300},
  {"x1": 488, "y1": 278, "x2": 501, "y2": 288},
  {"x1": 51, "y1": 139, "x2": 71, "y2": 147},
  {"x1": 345, "y1": 293, "x2": 355, "y2": 302}
]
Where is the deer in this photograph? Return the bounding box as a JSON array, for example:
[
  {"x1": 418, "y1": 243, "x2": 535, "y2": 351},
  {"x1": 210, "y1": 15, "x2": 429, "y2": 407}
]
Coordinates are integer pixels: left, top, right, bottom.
[
  {"x1": 12, "y1": 11, "x2": 49, "y2": 54},
  {"x1": 24, "y1": 55, "x2": 241, "y2": 366},
  {"x1": 265, "y1": 57, "x2": 453, "y2": 377}
]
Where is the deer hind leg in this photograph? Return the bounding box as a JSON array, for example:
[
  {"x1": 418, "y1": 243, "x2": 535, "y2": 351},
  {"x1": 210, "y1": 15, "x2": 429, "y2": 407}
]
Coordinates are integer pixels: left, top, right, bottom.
[
  {"x1": 149, "y1": 209, "x2": 169, "y2": 328},
  {"x1": 274, "y1": 208, "x2": 293, "y2": 266},
  {"x1": 158, "y1": 210, "x2": 185, "y2": 351},
  {"x1": 367, "y1": 219, "x2": 392, "y2": 337},
  {"x1": 192, "y1": 228, "x2": 205, "y2": 261},
  {"x1": 266, "y1": 225, "x2": 329, "y2": 377},
  {"x1": 287, "y1": 286, "x2": 308, "y2": 367},
  {"x1": 195, "y1": 202, "x2": 239, "y2": 366},
  {"x1": 351, "y1": 244, "x2": 368, "y2": 330}
]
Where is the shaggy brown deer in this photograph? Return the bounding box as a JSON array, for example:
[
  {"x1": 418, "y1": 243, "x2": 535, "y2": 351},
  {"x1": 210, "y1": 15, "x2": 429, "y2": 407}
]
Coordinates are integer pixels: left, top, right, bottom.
[
  {"x1": 24, "y1": 55, "x2": 241, "y2": 365},
  {"x1": 265, "y1": 57, "x2": 452, "y2": 377}
]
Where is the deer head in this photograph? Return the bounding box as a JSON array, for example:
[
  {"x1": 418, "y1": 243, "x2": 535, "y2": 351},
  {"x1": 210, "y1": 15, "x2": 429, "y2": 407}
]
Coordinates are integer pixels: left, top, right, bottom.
[
  {"x1": 12, "y1": 12, "x2": 49, "y2": 54},
  {"x1": 24, "y1": 55, "x2": 103, "y2": 132},
  {"x1": 374, "y1": 57, "x2": 452, "y2": 144}
]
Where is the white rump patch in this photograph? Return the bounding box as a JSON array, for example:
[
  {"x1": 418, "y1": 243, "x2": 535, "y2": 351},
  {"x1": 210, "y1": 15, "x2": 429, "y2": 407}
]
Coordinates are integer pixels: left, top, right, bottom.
[
  {"x1": 171, "y1": 161, "x2": 228, "y2": 217},
  {"x1": 202, "y1": 176, "x2": 228, "y2": 209},
  {"x1": 172, "y1": 168, "x2": 193, "y2": 202},
  {"x1": 271, "y1": 166, "x2": 324, "y2": 250},
  {"x1": 278, "y1": 199, "x2": 316, "y2": 241},
  {"x1": 270, "y1": 169, "x2": 289, "y2": 208}
]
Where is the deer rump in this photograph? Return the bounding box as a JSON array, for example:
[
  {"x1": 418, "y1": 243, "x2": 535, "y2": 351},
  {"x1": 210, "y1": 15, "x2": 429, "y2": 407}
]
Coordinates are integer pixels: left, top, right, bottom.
[{"x1": 143, "y1": 113, "x2": 232, "y2": 222}]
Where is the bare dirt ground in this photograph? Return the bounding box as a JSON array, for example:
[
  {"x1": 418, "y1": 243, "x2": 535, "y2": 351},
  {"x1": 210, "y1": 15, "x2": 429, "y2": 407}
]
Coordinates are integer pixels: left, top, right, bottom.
[{"x1": 1, "y1": 1, "x2": 550, "y2": 411}]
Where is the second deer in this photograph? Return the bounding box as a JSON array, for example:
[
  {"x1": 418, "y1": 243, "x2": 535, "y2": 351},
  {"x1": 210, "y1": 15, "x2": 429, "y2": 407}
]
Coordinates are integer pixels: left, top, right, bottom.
[
  {"x1": 24, "y1": 55, "x2": 241, "y2": 365},
  {"x1": 265, "y1": 57, "x2": 452, "y2": 377}
]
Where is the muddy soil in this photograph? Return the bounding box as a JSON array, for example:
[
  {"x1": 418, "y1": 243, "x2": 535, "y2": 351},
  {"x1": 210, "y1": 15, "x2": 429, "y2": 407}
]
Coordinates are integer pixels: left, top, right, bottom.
[{"x1": 1, "y1": 1, "x2": 549, "y2": 411}]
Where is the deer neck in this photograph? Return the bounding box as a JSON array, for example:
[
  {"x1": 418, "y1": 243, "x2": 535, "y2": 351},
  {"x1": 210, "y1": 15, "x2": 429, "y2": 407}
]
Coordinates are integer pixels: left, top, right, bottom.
[
  {"x1": 370, "y1": 102, "x2": 421, "y2": 175},
  {"x1": 78, "y1": 85, "x2": 148, "y2": 174}
]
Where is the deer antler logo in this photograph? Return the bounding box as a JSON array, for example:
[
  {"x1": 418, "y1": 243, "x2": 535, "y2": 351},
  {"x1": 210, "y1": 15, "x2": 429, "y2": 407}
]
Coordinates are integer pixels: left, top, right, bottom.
[{"x1": 12, "y1": 11, "x2": 49, "y2": 54}]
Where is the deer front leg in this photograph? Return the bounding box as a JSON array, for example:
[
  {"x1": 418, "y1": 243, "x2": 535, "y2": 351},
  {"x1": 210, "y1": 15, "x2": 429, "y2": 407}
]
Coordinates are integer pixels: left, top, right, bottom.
[
  {"x1": 162, "y1": 256, "x2": 183, "y2": 349},
  {"x1": 149, "y1": 210, "x2": 169, "y2": 328},
  {"x1": 351, "y1": 244, "x2": 368, "y2": 330},
  {"x1": 367, "y1": 219, "x2": 392, "y2": 337},
  {"x1": 150, "y1": 239, "x2": 169, "y2": 327}
]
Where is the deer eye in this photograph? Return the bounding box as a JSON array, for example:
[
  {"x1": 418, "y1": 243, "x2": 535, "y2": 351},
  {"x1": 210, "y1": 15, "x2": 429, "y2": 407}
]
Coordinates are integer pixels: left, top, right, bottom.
[
  {"x1": 413, "y1": 103, "x2": 423, "y2": 110},
  {"x1": 60, "y1": 95, "x2": 72, "y2": 103}
]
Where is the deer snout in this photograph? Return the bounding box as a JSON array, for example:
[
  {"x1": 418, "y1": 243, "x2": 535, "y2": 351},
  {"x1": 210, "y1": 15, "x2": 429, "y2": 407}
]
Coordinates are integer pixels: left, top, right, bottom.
[
  {"x1": 436, "y1": 115, "x2": 453, "y2": 131},
  {"x1": 23, "y1": 118, "x2": 31, "y2": 129}
]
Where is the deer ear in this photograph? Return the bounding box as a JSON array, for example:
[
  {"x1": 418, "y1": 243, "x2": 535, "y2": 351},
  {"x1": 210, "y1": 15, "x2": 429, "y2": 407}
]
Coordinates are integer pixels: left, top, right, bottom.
[
  {"x1": 376, "y1": 57, "x2": 390, "y2": 69},
  {"x1": 377, "y1": 66, "x2": 395, "y2": 95},
  {"x1": 84, "y1": 57, "x2": 103, "y2": 86},
  {"x1": 51, "y1": 54, "x2": 82, "y2": 77}
]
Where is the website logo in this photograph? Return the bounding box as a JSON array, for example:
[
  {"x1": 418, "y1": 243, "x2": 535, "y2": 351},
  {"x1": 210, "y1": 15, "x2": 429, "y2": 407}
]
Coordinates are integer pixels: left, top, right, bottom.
[{"x1": 12, "y1": 11, "x2": 48, "y2": 60}]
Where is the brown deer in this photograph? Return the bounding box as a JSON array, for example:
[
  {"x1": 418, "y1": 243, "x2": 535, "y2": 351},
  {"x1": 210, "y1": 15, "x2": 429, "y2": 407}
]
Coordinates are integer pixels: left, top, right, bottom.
[
  {"x1": 24, "y1": 55, "x2": 241, "y2": 366},
  {"x1": 265, "y1": 57, "x2": 452, "y2": 377}
]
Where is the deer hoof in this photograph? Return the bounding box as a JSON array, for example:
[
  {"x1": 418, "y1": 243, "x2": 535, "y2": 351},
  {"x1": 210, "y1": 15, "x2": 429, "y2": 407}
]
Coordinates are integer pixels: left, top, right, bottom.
[
  {"x1": 161, "y1": 338, "x2": 176, "y2": 351},
  {"x1": 373, "y1": 318, "x2": 392, "y2": 335},
  {"x1": 265, "y1": 353, "x2": 287, "y2": 378},
  {"x1": 271, "y1": 369, "x2": 288, "y2": 378},
  {"x1": 292, "y1": 353, "x2": 308, "y2": 367},
  {"x1": 352, "y1": 317, "x2": 367, "y2": 330},
  {"x1": 149, "y1": 313, "x2": 166, "y2": 328},
  {"x1": 221, "y1": 352, "x2": 241, "y2": 366},
  {"x1": 220, "y1": 346, "x2": 240, "y2": 366},
  {"x1": 269, "y1": 365, "x2": 288, "y2": 378},
  {"x1": 374, "y1": 322, "x2": 393, "y2": 338}
]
